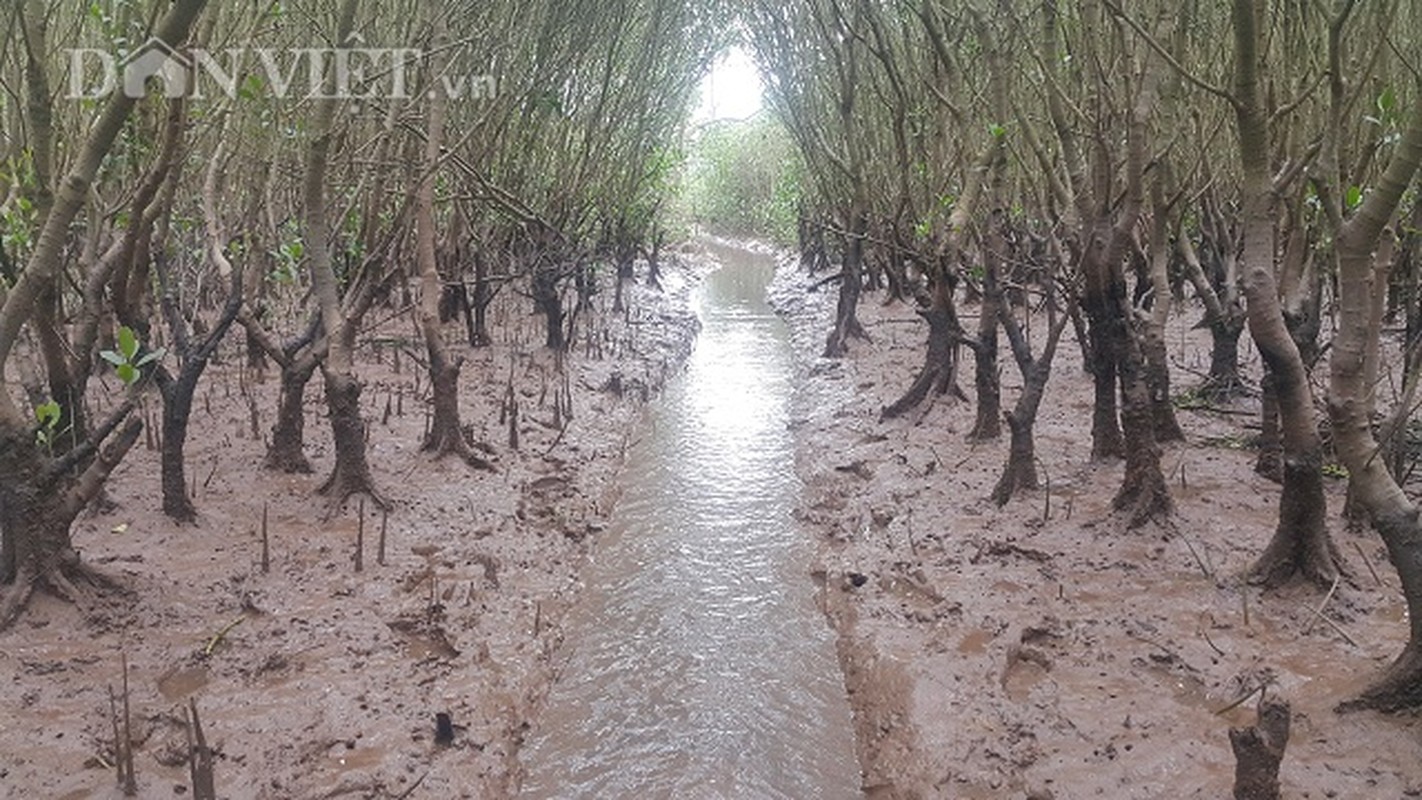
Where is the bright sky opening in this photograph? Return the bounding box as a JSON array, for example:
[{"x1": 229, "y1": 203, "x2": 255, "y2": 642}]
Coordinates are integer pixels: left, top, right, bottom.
[{"x1": 692, "y1": 46, "x2": 763, "y2": 123}]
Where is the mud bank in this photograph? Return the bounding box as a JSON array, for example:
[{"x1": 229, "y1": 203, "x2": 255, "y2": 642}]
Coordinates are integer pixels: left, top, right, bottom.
[
  {"x1": 771, "y1": 255, "x2": 1422, "y2": 799},
  {"x1": 0, "y1": 250, "x2": 708, "y2": 799}
]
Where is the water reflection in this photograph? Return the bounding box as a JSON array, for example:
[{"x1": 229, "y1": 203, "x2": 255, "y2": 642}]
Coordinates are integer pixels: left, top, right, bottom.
[{"x1": 519, "y1": 242, "x2": 861, "y2": 799}]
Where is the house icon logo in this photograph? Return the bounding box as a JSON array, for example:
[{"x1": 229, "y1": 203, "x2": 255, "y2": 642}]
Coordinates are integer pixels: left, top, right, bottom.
[{"x1": 121, "y1": 37, "x2": 191, "y2": 99}]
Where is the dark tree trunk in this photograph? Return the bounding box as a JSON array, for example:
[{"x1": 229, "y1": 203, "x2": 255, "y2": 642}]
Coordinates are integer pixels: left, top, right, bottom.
[
  {"x1": 423, "y1": 352, "x2": 463, "y2": 453},
  {"x1": 1086, "y1": 335, "x2": 1124, "y2": 458},
  {"x1": 823, "y1": 216, "x2": 870, "y2": 358},
  {"x1": 801, "y1": 219, "x2": 829, "y2": 272},
  {"x1": 992, "y1": 409, "x2": 1038, "y2": 505},
  {"x1": 1113, "y1": 323, "x2": 1173, "y2": 526},
  {"x1": 1247, "y1": 337, "x2": 1338, "y2": 587},
  {"x1": 863, "y1": 252, "x2": 884, "y2": 292},
  {"x1": 1336, "y1": 509, "x2": 1422, "y2": 711},
  {"x1": 611, "y1": 253, "x2": 631, "y2": 315},
  {"x1": 1249, "y1": 451, "x2": 1338, "y2": 586},
  {"x1": 1080, "y1": 228, "x2": 1126, "y2": 460},
  {"x1": 881, "y1": 247, "x2": 907, "y2": 303},
  {"x1": 1403, "y1": 244, "x2": 1420, "y2": 355},
  {"x1": 0, "y1": 434, "x2": 70, "y2": 588},
  {"x1": 1284, "y1": 295, "x2": 1324, "y2": 370},
  {"x1": 420, "y1": 349, "x2": 494, "y2": 471},
  {"x1": 317, "y1": 370, "x2": 385, "y2": 508},
  {"x1": 158, "y1": 371, "x2": 201, "y2": 522},
  {"x1": 1255, "y1": 369, "x2": 1283, "y2": 481},
  {"x1": 991, "y1": 267, "x2": 1071, "y2": 505},
  {"x1": 1204, "y1": 315, "x2": 1247, "y2": 400},
  {"x1": 881, "y1": 270, "x2": 964, "y2": 419},
  {"x1": 1141, "y1": 318, "x2": 1185, "y2": 442},
  {"x1": 153, "y1": 260, "x2": 241, "y2": 522},
  {"x1": 968, "y1": 234, "x2": 1002, "y2": 441},
  {"x1": 470, "y1": 252, "x2": 493, "y2": 348},
  {"x1": 1070, "y1": 300, "x2": 1092, "y2": 372},
  {"x1": 245, "y1": 329, "x2": 268, "y2": 373},
  {"x1": 34, "y1": 288, "x2": 88, "y2": 454},
  {"x1": 968, "y1": 332, "x2": 1001, "y2": 439},
  {"x1": 1230, "y1": 698, "x2": 1290, "y2": 800},
  {"x1": 645, "y1": 230, "x2": 663, "y2": 290},
  {"x1": 438, "y1": 282, "x2": 467, "y2": 324},
  {"x1": 1, "y1": 465, "x2": 84, "y2": 625},
  {"x1": 411, "y1": 13, "x2": 492, "y2": 474},
  {"x1": 0, "y1": 417, "x2": 141, "y2": 629},
  {"x1": 266, "y1": 358, "x2": 317, "y2": 473},
  {"x1": 573, "y1": 261, "x2": 594, "y2": 311},
  {"x1": 534, "y1": 265, "x2": 565, "y2": 351}
]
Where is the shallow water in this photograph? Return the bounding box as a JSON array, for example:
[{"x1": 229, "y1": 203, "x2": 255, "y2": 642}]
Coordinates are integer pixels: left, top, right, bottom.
[{"x1": 519, "y1": 242, "x2": 861, "y2": 799}]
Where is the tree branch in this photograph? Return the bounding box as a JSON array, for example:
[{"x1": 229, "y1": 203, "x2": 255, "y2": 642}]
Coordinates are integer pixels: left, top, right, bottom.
[{"x1": 1100, "y1": 0, "x2": 1238, "y2": 108}]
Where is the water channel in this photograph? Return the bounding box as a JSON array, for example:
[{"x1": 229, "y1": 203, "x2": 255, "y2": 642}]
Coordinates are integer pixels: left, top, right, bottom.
[{"x1": 518, "y1": 241, "x2": 861, "y2": 799}]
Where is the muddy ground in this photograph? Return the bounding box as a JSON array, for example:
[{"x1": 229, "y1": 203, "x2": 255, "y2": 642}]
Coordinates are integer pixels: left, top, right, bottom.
[
  {"x1": 5, "y1": 240, "x2": 1421, "y2": 800},
  {"x1": 0, "y1": 252, "x2": 708, "y2": 799},
  {"x1": 771, "y1": 257, "x2": 1422, "y2": 799}
]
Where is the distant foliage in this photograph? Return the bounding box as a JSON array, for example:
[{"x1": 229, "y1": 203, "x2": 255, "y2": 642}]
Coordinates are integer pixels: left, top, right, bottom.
[{"x1": 683, "y1": 114, "x2": 802, "y2": 244}]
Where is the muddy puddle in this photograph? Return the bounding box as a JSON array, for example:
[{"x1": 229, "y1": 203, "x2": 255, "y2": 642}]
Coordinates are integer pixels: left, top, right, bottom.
[{"x1": 518, "y1": 242, "x2": 862, "y2": 798}]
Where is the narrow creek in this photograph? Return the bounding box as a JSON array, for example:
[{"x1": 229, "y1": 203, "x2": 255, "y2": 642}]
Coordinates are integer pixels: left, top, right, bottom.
[{"x1": 518, "y1": 241, "x2": 861, "y2": 799}]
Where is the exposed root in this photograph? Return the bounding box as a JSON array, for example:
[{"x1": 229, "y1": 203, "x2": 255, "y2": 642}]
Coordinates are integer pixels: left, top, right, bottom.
[
  {"x1": 1249, "y1": 455, "x2": 1340, "y2": 589},
  {"x1": 823, "y1": 318, "x2": 870, "y2": 359},
  {"x1": 264, "y1": 448, "x2": 314, "y2": 475},
  {"x1": 1337, "y1": 646, "x2": 1422, "y2": 713},
  {"x1": 1246, "y1": 532, "x2": 1341, "y2": 590},
  {"x1": 1197, "y1": 372, "x2": 1251, "y2": 403},
  {"x1": 991, "y1": 451, "x2": 1038, "y2": 507},
  {"x1": 990, "y1": 476, "x2": 1033, "y2": 508},
  {"x1": 423, "y1": 430, "x2": 497, "y2": 473},
  {"x1": 164, "y1": 494, "x2": 199, "y2": 525},
  {"x1": 1113, "y1": 473, "x2": 1173, "y2": 528},
  {"x1": 86, "y1": 488, "x2": 120, "y2": 517},
  {"x1": 317, "y1": 467, "x2": 391, "y2": 516},
  {"x1": 1092, "y1": 423, "x2": 1126, "y2": 461},
  {"x1": 0, "y1": 564, "x2": 38, "y2": 631},
  {"x1": 882, "y1": 366, "x2": 941, "y2": 421},
  {"x1": 1255, "y1": 451, "x2": 1284, "y2": 484},
  {"x1": 0, "y1": 556, "x2": 131, "y2": 632}
]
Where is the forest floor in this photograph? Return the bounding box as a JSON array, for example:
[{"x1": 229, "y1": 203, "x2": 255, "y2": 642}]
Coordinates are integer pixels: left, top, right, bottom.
[
  {"x1": 771, "y1": 258, "x2": 1422, "y2": 799},
  {"x1": 6, "y1": 241, "x2": 1422, "y2": 800},
  {"x1": 0, "y1": 250, "x2": 709, "y2": 799}
]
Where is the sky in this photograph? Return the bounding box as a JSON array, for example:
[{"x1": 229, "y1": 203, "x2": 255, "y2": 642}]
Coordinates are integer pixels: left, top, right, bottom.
[{"x1": 691, "y1": 46, "x2": 764, "y2": 123}]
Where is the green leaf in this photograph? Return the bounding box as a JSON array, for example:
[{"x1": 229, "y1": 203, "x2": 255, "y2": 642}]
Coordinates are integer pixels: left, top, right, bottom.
[
  {"x1": 100, "y1": 350, "x2": 125, "y2": 367},
  {"x1": 238, "y1": 74, "x2": 265, "y2": 101},
  {"x1": 988, "y1": 122, "x2": 1007, "y2": 139},
  {"x1": 35, "y1": 400, "x2": 62, "y2": 428},
  {"x1": 116, "y1": 363, "x2": 138, "y2": 386},
  {"x1": 135, "y1": 347, "x2": 166, "y2": 367},
  {"x1": 1345, "y1": 185, "x2": 1363, "y2": 210},
  {"x1": 117, "y1": 326, "x2": 139, "y2": 360},
  {"x1": 1378, "y1": 87, "x2": 1397, "y2": 114}
]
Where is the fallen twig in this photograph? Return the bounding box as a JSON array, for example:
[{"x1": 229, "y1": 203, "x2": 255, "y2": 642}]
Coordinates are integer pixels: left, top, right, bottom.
[
  {"x1": 1301, "y1": 583, "x2": 1359, "y2": 648},
  {"x1": 1178, "y1": 533, "x2": 1215, "y2": 581},
  {"x1": 394, "y1": 771, "x2": 429, "y2": 800},
  {"x1": 1351, "y1": 541, "x2": 1383, "y2": 587},
  {"x1": 203, "y1": 616, "x2": 246, "y2": 656},
  {"x1": 1214, "y1": 683, "x2": 1265, "y2": 716},
  {"x1": 1301, "y1": 575, "x2": 1340, "y2": 637}
]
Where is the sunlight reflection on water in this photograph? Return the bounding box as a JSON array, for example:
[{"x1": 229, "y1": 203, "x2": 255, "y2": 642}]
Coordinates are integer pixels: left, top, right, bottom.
[{"x1": 518, "y1": 243, "x2": 861, "y2": 800}]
